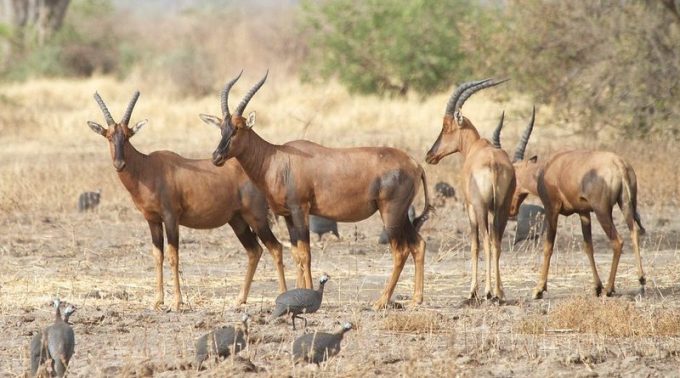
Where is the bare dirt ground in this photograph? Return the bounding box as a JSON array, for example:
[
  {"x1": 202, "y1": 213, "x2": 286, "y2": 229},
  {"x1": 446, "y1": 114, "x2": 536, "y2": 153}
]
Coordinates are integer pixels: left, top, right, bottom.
[
  {"x1": 1, "y1": 77, "x2": 679, "y2": 377},
  {"x1": 1, "y1": 196, "x2": 679, "y2": 377}
]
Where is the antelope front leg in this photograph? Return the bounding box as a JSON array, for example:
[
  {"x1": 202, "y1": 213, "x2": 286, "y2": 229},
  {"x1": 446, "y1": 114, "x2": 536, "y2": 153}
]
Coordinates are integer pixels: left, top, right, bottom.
[
  {"x1": 165, "y1": 219, "x2": 183, "y2": 311},
  {"x1": 148, "y1": 221, "x2": 165, "y2": 310},
  {"x1": 374, "y1": 240, "x2": 409, "y2": 309},
  {"x1": 283, "y1": 216, "x2": 305, "y2": 288},
  {"x1": 231, "y1": 217, "x2": 264, "y2": 305},
  {"x1": 533, "y1": 212, "x2": 559, "y2": 299},
  {"x1": 259, "y1": 230, "x2": 288, "y2": 293},
  {"x1": 296, "y1": 240, "x2": 313, "y2": 289}
]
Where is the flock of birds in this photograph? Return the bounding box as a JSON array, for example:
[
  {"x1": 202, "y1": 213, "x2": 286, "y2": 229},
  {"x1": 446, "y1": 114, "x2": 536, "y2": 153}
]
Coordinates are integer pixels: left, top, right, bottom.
[
  {"x1": 31, "y1": 275, "x2": 347, "y2": 375},
  {"x1": 45, "y1": 179, "x2": 547, "y2": 375}
]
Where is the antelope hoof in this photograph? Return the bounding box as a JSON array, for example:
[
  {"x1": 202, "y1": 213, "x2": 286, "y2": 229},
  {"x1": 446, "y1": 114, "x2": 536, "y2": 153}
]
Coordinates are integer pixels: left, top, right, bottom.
[
  {"x1": 605, "y1": 286, "x2": 615, "y2": 297},
  {"x1": 494, "y1": 289, "x2": 505, "y2": 301},
  {"x1": 639, "y1": 276, "x2": 647, "y2": 286},
  {"x1": 174, "y1": 300, "x2": 184, "y2": 312},
  {"x1": 373, "y1": 297, "x2": 390, "y2": 310},
  {"x1": 154, "y1": 300, "x2": 165, "y2": 311},
  {"x1": 531, "y1": 287, "x2": 545, "y2": 299},
  {"x1": 234, "y1": 296, "x2": 247, "y2": 307},
  {"x1": 594, "y1": 284, "x2": 604, "y2": 297},
  {"x1": 469, "y1": 291, "x2": 480, "y2": 301}
]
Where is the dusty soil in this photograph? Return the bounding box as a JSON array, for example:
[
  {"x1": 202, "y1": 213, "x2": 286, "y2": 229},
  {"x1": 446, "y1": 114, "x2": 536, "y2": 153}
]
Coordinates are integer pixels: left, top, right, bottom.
[{"x1": 1, "y1": 197, "x2": 679, "y2": 377}]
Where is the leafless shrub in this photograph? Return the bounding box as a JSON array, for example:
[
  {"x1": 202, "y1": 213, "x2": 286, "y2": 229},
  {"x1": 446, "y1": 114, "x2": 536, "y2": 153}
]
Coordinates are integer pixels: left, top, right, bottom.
[{"x1": 462, "y1": 1, "x2": 680, "y2": 138}]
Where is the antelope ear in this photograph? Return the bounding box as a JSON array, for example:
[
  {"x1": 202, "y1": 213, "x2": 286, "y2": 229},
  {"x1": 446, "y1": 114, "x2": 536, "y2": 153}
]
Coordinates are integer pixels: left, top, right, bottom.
[
  {"x1": 528, "y1": 155, "x2": 538, "y2": 163},
  {"x1": 131, "y1": 119, "x2": 147, "y2": 135},
  {"x1": 199, "y1": 114, "x2": 222, "y2": 129},
  {"x1": 246, "y1": 111, "x2": 256, "y2": 129},
  {"x1": 87, "y1": 121, "x2": 106, "y2": 137}
]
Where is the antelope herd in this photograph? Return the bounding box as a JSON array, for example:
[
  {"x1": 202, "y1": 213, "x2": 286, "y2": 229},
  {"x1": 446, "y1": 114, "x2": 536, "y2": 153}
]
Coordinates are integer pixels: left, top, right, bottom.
[{"x1": 87, "y1": 72, "x2": 646, "y2": 311}]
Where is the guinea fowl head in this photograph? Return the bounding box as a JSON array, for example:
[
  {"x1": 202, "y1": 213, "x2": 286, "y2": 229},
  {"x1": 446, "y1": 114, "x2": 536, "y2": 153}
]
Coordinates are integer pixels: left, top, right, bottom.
[
  {"x1": 317, "y1": 274, "x2": 331, "y2": 293},
  {"x1": 340, "y1": 322, "x2": 353, "y2": 335}
]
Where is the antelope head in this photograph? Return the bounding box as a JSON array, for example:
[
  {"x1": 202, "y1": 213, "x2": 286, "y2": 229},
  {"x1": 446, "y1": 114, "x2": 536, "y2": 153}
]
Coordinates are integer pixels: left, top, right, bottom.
[
  {"x1": 509, "y1": 106, "x2": 539, "y2": 217},
  {"x1": 200, "y1": 71, "x2": 268, "y2": 167},
  {"x1": 87, "y1": 91, "x2": 147, "y2": 172},
  {"x1": 425, "y1": 78, "x2": 508, "y2": 164}
]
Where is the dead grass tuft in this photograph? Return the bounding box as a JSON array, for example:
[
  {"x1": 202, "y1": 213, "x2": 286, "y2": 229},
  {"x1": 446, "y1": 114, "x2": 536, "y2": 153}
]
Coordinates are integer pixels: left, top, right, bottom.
[
  {"x1": 381, "y1": 311, "x2": 446, "y2": 334},
  {"x1": 516, "y1": 296, "x2": 680, "y2": 337}
]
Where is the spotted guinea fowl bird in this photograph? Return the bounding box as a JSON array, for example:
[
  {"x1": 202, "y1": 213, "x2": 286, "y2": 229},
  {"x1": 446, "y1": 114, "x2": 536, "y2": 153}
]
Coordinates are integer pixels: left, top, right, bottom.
[
  {"x1": 77, "y1": 189, "x2": 101, "y2": 212},
  {"x1": 270, "y1": 274, "x2": 330, "y2": 329},
  {"x1": 293, "y1": 322, "x2": 353, "y2": 364},
  {"x1": 309, "y1": 215, "x2": 340, "y2": 240},
  {"x1": 31, "y1": 299, "x2": 76, "y2": 377},
  {"x1": 195, "y1": 314, "x2": 250, "y2": 371}
]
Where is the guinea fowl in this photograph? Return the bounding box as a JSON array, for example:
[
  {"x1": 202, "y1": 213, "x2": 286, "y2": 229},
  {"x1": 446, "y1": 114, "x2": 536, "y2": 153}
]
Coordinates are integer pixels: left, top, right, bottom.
[
  {"x1": 195, "y1": 314, "x2": 250, "y2": 371},
  {"x1": 270, "y1": 274, "x2": 330, "y2": 329},
  {"x1": 30, "y1": 300, "x2": 76, "y2": 377},
  {"x1": 309, "y1": 215, "x2": 340, "y2": 240},
  {"x1": 293, "y1": 322, "x2": 353, "y2": 364}
]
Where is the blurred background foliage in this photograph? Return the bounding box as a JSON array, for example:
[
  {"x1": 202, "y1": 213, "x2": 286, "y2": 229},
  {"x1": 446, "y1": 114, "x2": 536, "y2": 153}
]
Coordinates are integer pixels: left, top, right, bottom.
[{"x1": 0, "y1": 0, "x2": 678, "y2": 138}]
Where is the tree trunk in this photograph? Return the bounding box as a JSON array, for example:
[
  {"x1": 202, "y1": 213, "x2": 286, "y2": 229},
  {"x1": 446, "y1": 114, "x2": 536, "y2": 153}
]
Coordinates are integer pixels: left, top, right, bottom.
[{"x1": 0, "y1": 0, "x2": 70, "y2": 46}]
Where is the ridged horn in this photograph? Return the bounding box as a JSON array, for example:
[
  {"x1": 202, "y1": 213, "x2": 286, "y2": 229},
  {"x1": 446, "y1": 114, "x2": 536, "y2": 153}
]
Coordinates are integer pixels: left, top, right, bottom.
[
  {"x1": 445, "y1": 78, "x2": 491, "y2": 116},
  {"x1": 121, "y1": 91, "x2": 140, "y2": 126},
  {"x1": 455, "y1": 78, "x2": 509, "y2": 116},
  {"x1": 221, "y1": 70, "x2": 243, "y2": 116},
  {"x1": 513, "y1": 105, "x2": 536, "y2": 162},
  {"x1": 93, "y1": 92, "x2": 115, "y2": 126},
  {"x1": 491, "y1": 110, "x2": 504, "y2": 148},
  {"x1": 234, "y1": 70, "x2": 268, "y2": 116}
]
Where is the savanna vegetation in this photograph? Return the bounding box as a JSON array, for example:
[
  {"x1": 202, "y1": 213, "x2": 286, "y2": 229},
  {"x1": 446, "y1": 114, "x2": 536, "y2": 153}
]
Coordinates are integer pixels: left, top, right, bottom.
[{"x1": 1, "y1": 1, "x2": 679, "y2": 376}]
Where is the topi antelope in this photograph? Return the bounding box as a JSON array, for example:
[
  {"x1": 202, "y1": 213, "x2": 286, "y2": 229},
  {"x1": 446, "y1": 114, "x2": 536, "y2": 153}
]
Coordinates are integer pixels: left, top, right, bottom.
[
  {"x1": 87, "y1": 91, "x2": 288, "y2": 311},
  {"x1": 507, "y1": 111, "x2": 646, "y2": 298},
  {"x1": 425, "y1": 78, "x2": 515, "y2": 300},
  {"x1": 201, "y1": 71, "x2": 433, "y2": 309}
]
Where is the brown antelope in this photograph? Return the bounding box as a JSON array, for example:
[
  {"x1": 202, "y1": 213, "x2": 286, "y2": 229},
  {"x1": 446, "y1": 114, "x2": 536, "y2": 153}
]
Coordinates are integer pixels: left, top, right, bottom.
[
  {"x1": 87, "y1": 91, "x2": 288, "y2": 311},
  {"x1": 200, "y1": 71, "x2": 433, "y2": 309},
  {"x1": 507, "y1": 114, "x2": 646, "y2": 299},
  {"x1": 425, "y1": 79, "x2": 515, "y2": 300}
]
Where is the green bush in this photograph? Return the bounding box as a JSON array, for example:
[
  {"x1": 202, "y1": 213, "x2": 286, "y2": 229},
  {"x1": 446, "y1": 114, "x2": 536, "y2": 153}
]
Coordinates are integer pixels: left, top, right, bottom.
[{"x1": 300, "y1": 0, "x2": 475, "y2": 97}]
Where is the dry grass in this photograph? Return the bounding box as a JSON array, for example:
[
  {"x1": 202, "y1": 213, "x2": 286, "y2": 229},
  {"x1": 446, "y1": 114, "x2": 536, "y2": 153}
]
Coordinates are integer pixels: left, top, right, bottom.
[
  {"x1": 517, "y1": 296, "x2": 680, "y2": 337},
  {"x1": 2, "y1": 76, "x2": 680, "y2": 376},
  {"x1": 381, "y1": 311, "x2": 447, "y2": 334}
]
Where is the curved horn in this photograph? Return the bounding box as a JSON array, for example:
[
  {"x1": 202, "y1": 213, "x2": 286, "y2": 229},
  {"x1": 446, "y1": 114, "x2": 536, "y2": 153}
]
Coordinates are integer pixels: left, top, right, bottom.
[
  {"x1": 491, "y1": 110, "x2": 504, "y2": 148},
  {"x1": 455, "y1": 78, "x2": 509, "y2": 116},
  {"x1": 445, "y1": 78, "x2": 491, "y2": 116},
  {"x1": 513, "y1": 105, "x2": 536, "y2": 162},
  {"x1": 121, "y1": 91, "x2": 140, "y2": 126},
  {"x1": 93, "y1": 92, "x2": 115, "y2": 126},
  {"x1": 235, "y1": 70, "x2": 268, "y2": 116},
  {"x1": 221, "y1": 70, "x2": 243, "y2": 116}
]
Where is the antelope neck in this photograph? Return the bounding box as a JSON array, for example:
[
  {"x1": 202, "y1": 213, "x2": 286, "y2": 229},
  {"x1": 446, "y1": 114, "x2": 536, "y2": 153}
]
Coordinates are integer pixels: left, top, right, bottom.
[
  {"x1": 116, "y1": 142, "x2": 148, "y2": 193},
  {"x1": 232, "y1": 131, "x2": 277, "y2": 188},
  {"x1": 459, "y1": 127, "x2": 482, "y2": 158}
]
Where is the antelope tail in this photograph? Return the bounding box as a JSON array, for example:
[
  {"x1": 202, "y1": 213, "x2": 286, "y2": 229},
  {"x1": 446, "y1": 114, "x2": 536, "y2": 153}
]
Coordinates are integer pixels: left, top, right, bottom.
[
  {"x1": 491, "y1": 171, "x2": 500, "y2": 238},
  {"x1": 413, "y1": 167, "x2": 434, "y2": 231},
  {"x1": 621, "y1": 165, "x2": 646, "y2": 235}
]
